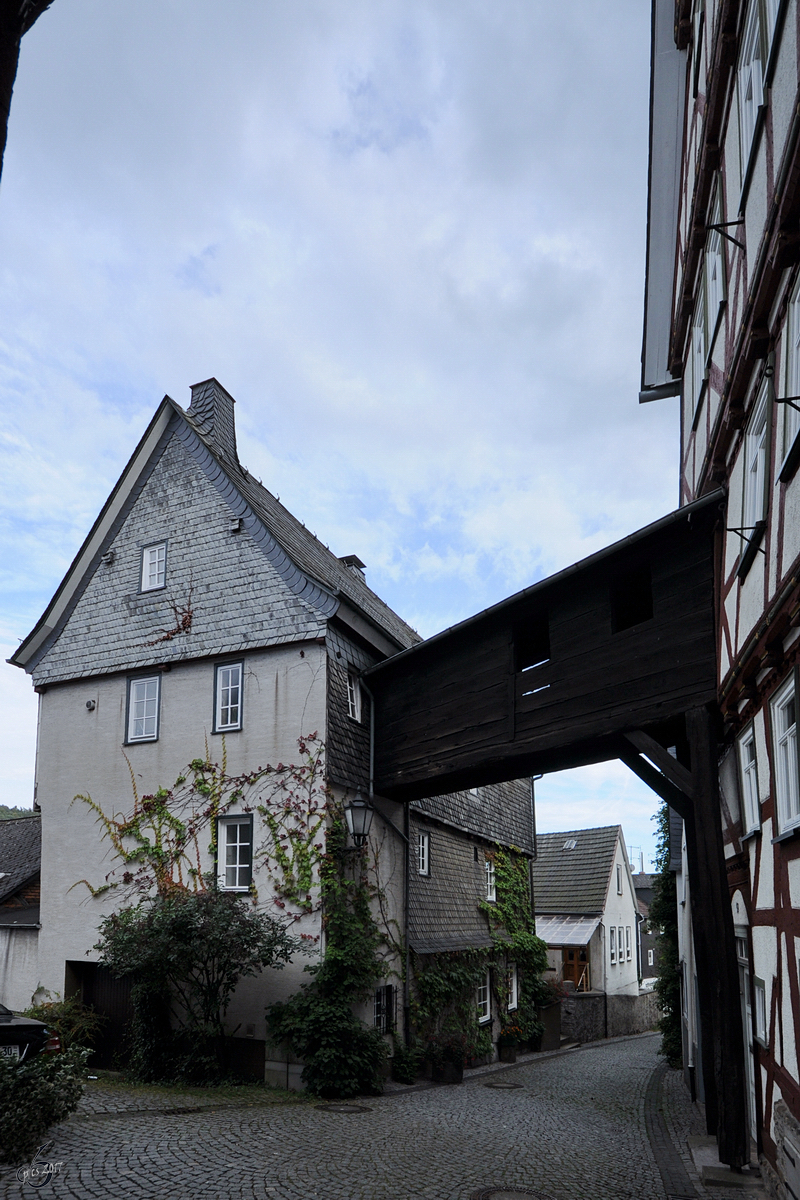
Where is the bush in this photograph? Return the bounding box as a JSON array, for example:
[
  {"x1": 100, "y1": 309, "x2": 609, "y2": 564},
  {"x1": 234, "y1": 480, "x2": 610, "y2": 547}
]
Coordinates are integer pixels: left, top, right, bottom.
[
  {"x1": 0, "y1": 1046, "x2": 88, "y2": 1164},
  {"x1": 390, "y1": 1036, "x2": 420, "y2": 1084},
  {"x1": 22, "y1": 994, "x2": 105, "y2": 1051}
]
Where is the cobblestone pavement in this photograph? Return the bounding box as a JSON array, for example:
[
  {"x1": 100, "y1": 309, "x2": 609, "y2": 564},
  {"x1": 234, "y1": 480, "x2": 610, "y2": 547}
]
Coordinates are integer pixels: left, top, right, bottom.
[{"x1": 0, "y1": 1033, "x2": 751, "y2": 1200}]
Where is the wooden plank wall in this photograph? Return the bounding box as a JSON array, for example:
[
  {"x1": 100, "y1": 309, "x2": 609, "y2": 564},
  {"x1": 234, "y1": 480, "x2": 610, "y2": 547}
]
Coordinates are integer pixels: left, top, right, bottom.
[{"x1": 371, "y1": 516, "x2": 718, "y2": 800}]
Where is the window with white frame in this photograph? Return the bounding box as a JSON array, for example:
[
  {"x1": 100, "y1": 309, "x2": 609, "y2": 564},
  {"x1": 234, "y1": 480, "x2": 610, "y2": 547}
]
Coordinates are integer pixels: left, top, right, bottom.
[
  {"x1": 783, "y1": 281, "x2": 800, "y2": 460},
  {"x1": 507, "y1": 962, "x2": 518, "y2": 1011},
  {"x1": 626, "y1": 927, "x2": 632, "y2": 961},
  {"x1": 743, "y1": 383, "x2": 769, "y2": 534},
  {"x1": 689, "y1": 283, "x2": 708, "y2": 415},
  {"x1": 738, "y1": 725, "x2": 761, "y2": 833},
  {"x1": 127, "y1": 676, "x2": 160, "y2": 742},
  {"x1": 648, "y1": 948, "x2": 655, "y2": 967},
  {"x1": 609, "y1": 925, "x2": 617, "y2": 965},
  {"x1": 705, "y1": 184, "x2": 726, "y2": 336},
  {"x1": 616, "y1": 864, "x2": 623, "y2": 894},
  {"x1": 771, "y1": 674, "x2": 800, "y2": 831},
  {"x1": 217, "y1": 816, "x2": 252, "y2": 891},
  {"x1": 738, "y1": 0, "x2": 764, "y2": 171},
  {"x1": 215, "y1": 662, "x2": 242, "y2": 732},
  {"x1": 754, "y1": 976, "x2": 767, "y2": 1044},
  {"x1": 618, "y1": 927, "x2": 624, "y2": 964},
  {"x1": 346, "y1": 672, "x2": 361, "y2": 722},
  {"x1": 477, "y1": 972, "x2": 491, "y2": 1023},
  {"x1": 417, "y1": 831, "x2": 430, "y2": 876},
  {"x1": 141, "y1": 542, "x2": 166, "y2": 592},
  {"x1": 485, "y1": 857, "x2": 496, "y2": 902}
]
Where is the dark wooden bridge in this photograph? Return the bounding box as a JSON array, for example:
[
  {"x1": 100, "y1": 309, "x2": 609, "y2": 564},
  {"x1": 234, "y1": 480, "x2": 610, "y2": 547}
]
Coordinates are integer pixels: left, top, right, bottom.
[{"x1": 364, "y1": 488, "x2": 749, "y2": 1170}]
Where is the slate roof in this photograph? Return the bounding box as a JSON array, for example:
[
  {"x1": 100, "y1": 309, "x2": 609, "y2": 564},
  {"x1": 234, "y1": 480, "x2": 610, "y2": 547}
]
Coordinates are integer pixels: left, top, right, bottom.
[
  {"x1": 179, "y1": 390, "x2": 420, "y2": 652},
  {"x1": 531, "y1": 826, "x2": 620, "y2": 915},
  {"x1": 0, "y1": 816, "x2": 41, "y2": 904}
]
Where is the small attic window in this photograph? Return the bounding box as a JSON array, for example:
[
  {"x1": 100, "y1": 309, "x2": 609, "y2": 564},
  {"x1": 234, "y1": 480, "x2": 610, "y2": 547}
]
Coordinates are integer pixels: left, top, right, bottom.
[
  {"x1": 563, "y1": 838, "x2": 577, "y2": 850},
  {"x1": 141, "y1": 542, "x2": 166, "y2": 592}
]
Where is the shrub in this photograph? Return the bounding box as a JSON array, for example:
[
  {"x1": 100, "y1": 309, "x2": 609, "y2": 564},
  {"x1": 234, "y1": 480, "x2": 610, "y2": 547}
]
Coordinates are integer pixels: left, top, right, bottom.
[
  {"x1": 95, "y1": 889, "x2": 298, "y2": 1082},
  {"x1": 0, "y1": 1046, "x2": 88, "y2": 1164},
  {"x1": 22, "y1": 993, "x2": 105, "y2": 1052},
  {"x1": 390, "y1": 1036, "x2": 420, "y2": 1084}
]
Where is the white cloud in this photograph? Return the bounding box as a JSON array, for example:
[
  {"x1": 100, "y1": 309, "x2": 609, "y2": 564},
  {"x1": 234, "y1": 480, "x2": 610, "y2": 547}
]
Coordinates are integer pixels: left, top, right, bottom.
[{"x1": 0, "y1": 1, "x2": 675, "y2": 829}]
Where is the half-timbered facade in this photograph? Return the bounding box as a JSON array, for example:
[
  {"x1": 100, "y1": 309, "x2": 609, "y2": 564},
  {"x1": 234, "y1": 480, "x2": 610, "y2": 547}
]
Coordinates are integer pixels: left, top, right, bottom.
[{"x1": 644, "y1": 0, "x2": 800, "y2": 1190}]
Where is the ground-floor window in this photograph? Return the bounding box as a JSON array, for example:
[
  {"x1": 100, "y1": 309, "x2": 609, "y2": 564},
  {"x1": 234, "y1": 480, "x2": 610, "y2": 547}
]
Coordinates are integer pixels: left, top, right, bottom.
[{"x1": 477, "y1": 972, "x2": 491, "y2": 1023}]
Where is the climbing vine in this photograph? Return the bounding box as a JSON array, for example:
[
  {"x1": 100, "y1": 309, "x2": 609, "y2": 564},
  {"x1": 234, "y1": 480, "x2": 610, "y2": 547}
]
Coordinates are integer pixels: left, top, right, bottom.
[{"x1": 651, "y1": 800, "x2": 682, "y2": 1066}]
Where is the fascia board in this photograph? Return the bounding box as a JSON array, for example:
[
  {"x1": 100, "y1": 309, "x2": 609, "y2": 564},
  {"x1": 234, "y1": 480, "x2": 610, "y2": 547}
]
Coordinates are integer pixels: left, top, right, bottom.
[
  {"x1": 8, "y1": 399, "x2": 176, "y2": 671},
  {"x1": 333, "y1": 600, "x2": 406, "y2": 659}
]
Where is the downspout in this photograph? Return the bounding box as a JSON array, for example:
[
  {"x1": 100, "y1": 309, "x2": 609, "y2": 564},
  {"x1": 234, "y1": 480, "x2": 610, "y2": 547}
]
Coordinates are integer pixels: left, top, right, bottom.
[{"x1": 360, "y1": 676, "x2": 411, "y2": 1047}]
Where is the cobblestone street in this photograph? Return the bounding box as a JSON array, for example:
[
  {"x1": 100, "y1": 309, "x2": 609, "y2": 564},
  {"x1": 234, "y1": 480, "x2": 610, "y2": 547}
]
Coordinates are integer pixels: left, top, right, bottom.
[{"x1": 0, "y1": 1033, "x2": 756, "y2": 1200}]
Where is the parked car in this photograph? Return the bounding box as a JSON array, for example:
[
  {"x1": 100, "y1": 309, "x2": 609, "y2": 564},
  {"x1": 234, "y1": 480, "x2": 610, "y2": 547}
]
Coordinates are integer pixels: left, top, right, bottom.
[{"x1": 0, "y1": 1004, "x2": 58, "y2": 1063}]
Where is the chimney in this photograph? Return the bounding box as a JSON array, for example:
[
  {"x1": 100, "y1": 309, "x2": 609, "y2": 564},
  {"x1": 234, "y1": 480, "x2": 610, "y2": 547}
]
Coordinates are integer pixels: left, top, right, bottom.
[{"x1": 188, "y1": 378, "x2": 238, "y2": 463}]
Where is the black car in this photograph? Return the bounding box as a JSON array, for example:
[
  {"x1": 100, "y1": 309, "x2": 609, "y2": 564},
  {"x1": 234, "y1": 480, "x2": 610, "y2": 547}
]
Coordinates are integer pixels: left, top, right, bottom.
[{"x1": 0, "y1": 1003, "x2": 57, "y2": 1063}]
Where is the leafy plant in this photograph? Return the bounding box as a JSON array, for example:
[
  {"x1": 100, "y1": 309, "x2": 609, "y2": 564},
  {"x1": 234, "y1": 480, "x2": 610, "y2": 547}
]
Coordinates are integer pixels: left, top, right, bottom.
[
  {"x1": 95, "y1": 889, "x2": 298, "y2": 1082},
  {"x1": 22, "y1": 993, "x2": 105, "y2": 1051},
  {"x1": 390, "y1": 1035, "x2": 420, "y2": 1084},
  {"x1": 0, "y1": 1046, "x2": 88, "y2": 1164},
  {"x1": 266, "y1": 818, "x2": 388, "y2": 1097},
  {"x1": 651, "y1": 800, "x2": 682, "y2": 1067}
]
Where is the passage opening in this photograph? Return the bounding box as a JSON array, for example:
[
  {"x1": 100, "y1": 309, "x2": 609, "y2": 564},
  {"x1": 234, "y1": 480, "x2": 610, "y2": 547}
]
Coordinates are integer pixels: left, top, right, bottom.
[
  {"x1": 514, "y1": 613, "x2": 550, "y2": 673},
  {"x1": 609, "y1": 563, "x2": 653, "y2": 633}
]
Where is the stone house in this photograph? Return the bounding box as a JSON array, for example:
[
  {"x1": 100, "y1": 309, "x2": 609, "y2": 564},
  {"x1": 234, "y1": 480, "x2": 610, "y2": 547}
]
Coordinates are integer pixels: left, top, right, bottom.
[{"x1": 4, "y1": 378, "x2": 535, "y2": 1080}]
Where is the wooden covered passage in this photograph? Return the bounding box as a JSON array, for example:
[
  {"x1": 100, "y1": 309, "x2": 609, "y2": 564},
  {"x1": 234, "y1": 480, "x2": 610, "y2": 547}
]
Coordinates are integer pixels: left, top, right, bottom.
[{"x1": 364, "y1": 488, "x2": 750, "y2": 1170}]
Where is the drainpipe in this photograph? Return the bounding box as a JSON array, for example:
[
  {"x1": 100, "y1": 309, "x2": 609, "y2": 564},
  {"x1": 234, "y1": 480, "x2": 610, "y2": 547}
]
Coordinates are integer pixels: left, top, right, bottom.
[{"x1": 359, "y1": 676, "x2": 411, "y2": 1047}]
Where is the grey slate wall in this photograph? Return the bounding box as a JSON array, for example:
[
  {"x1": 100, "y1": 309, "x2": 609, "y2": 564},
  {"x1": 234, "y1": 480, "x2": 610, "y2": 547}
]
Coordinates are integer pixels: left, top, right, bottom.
[
  {"x1": 33, "y1": 431, "x2": 326, "y2": 685},
  {"x1": 409, "y1": 813, "x2": 494, "y2": 954},
  {"x1": 412, "y1": 778, "x2": 534, "y2": 854},
  {"x1": 325, "y1": 623, "x2": 376, "y2": 793}
]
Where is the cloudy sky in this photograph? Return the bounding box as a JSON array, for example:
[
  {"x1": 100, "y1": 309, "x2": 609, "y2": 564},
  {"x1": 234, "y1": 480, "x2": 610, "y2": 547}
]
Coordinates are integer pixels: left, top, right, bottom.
[{"x1": 0, "y1": 1, "x2": 677, "y2": 867}]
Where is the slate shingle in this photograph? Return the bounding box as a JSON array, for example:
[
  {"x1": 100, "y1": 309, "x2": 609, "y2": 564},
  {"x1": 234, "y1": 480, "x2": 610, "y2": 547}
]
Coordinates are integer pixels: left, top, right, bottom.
[{"x1": 531, "y1": 825, "x2": 619, "y2": 914}]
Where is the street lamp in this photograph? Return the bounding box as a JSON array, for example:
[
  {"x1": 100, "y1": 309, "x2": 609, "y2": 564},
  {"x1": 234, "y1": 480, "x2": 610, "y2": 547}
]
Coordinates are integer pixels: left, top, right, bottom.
[{"x1": 344, "y1": 792, "x2": 373, "y2": 847}]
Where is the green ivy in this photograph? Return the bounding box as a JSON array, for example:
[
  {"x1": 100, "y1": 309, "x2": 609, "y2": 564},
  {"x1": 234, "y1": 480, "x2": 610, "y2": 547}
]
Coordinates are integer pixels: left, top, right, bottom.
[
  {"x1": 650, "y1": 800, "x2": 682, "y2": 1067},
  {"x1": 266, "y1": 818, "x2": 388, "y2": 1097}
]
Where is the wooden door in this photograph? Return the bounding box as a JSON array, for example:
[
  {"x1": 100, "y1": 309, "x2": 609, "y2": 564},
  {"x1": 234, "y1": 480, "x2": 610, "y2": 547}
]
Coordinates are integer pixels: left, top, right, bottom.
[{"x1": 562, "y1": 946, "x2": 590, "y2": 991}]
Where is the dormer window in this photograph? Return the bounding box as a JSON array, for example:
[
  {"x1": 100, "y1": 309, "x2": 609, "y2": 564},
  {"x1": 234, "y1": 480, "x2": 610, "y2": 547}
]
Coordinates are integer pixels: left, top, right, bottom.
[{"x1": 141, "y1": 542, "x2": 166, "y2": 592}]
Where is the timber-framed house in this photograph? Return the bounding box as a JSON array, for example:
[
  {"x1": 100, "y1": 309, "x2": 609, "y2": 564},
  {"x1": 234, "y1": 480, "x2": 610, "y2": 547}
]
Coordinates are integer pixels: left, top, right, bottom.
[{"x1": 644, "y1": 0, "x2": 800, "y2": 1191}]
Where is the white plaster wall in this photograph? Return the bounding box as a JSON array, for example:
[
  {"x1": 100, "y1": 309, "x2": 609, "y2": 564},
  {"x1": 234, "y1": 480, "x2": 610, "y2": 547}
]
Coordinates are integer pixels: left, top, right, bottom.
[
  {"x1": 782, "y1": 933, "x2": 798, "y2": 1079},
  {"x1": 32, "y1": 642, "x2": 328, "y2": 1023},
  {"x1": 601, "y1": 836, "x2": 640, "y2": 997},
  {"x1": 756, "y1": 819, "x2": 775, "y2": 909},
  {"x1": 0, "y1": 930, "x2": 40, "y2": 1012}
]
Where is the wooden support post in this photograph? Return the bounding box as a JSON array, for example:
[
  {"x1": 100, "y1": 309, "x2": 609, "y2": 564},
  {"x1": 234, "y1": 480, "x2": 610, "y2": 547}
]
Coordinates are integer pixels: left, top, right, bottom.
[{"x1": 685, "y1": 705, "x2": 748, "y2": 1169}]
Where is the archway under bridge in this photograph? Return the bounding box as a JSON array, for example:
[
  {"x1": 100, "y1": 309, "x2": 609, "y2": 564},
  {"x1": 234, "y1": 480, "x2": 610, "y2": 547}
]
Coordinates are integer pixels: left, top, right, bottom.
[{"x1": 363, "y1": 487, "x2": 749, "y2": 1170}]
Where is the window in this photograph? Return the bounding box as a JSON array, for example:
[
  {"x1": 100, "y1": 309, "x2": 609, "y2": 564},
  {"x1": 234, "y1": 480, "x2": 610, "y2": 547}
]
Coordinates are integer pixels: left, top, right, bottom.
[
  {"x1": 738, "y1": 725, "x2": 761, "y2": 833},
  {"x1": 417, "y1": 832, "x2": 430, "y2": 876},
  {"x1": 689, "y1": 281, "x2": 708, "y2": 416},
  {"x1": 705, "y1": 183, "x2": 726, "y2": 338},
  {"x1": 477, "y1": 972, "x2": 491, "y2": 1023},
  {"x1": 648, "y1": 948, "x2": 655, "y2": 967},
  {"x1": 616, "y1": 864, "x2": 623, "y2": 894},
  {"x1": 771, "y1": 673, "x2": 800, "y2": 832},
  {"x1": 507, "y1": 963, "x2": 518, "y2": 1011},
  {"x1": 626, "y1": 927, "x2": 632, "y2": 962},
  {"x1": 618, "y1": 928, "x2": 625, "y2": 965},
  {"x1": 373, "y1": 984, "x2": 394, "y2": 1034},
  {"x1": 141, "y1": 542, "x2": 166, "y2": 592},
  {"x1": 782, "y1": 282, "x2": 800, "y2": 467},
  {"x1": 485, "y1": 858, "x2": 496, "y2": 902},
  {"x1": 609, "y1": 925, "x2": 617, "y2": 966},
  {"x1": 738, "y1": 0, "x2": 764, "y2": 172},
  {"x1": 347, "y1": 673, "x2": 361, "y2": 722},
  {"x1": 743, "y1": 383, "x2": 769, "y2": 537},
  {"x1": 754, "y1": 976, "x2": 767, "y2": 1044},
  {"x1": 127, "y1": 676, "x2": 160, "y2": 742},
  {"x1": 217, "y1": 816, "x2": 252, "y2": 891},
  {"x1": 214, "y1": 662, "x2": 242, "y2": 732}
]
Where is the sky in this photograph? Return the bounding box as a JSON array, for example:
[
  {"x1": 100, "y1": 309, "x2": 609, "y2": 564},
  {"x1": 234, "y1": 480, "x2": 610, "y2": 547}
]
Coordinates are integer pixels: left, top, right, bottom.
[{"x1": 0, "y1": 0, "x2": 677, "y2": 869}]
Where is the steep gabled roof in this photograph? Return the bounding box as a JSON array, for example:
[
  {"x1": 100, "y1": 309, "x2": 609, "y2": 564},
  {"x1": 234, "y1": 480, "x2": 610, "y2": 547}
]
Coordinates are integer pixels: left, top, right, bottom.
[
  {"x1": 531, "y1": 825, "x2": 620, "y2": 915},
  {"x1": 9, "y1": 383, "x2": 419, "y2": 673},
  {"x1": 0, "y1": 816, "x2": 40, "y2": 904}
]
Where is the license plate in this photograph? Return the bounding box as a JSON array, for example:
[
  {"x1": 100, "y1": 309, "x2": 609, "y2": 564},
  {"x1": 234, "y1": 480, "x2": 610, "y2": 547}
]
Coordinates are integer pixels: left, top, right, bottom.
[{"x1": 0, "y1": 1045, "x2": 20, "y2": 1059}]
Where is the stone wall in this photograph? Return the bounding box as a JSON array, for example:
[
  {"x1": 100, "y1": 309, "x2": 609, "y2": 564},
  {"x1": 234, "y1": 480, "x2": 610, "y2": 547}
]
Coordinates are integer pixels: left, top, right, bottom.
[{"x1": 560, "y1": 989, "x2": 659, "y2": 1044}]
